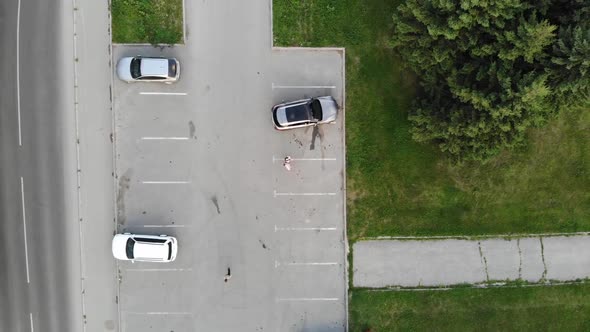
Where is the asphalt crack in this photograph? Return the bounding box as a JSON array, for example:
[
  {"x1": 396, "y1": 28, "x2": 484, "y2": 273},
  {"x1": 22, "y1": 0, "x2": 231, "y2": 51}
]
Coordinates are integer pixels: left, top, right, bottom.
[{"x1": 211, "y1": 195, "x2": 221, "y2": 214}]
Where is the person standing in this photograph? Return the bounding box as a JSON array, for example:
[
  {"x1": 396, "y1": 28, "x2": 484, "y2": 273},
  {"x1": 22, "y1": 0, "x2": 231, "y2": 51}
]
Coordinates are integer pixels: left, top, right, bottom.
[{"x1": 283, "y1": 156, "x2": 292, "y2": 171}]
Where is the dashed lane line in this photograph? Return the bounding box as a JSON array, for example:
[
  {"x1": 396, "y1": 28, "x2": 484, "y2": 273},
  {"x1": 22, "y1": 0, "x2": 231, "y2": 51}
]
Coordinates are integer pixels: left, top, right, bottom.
[{"x1": 20, "y1": 177, "x2": 30, "y2": 284}]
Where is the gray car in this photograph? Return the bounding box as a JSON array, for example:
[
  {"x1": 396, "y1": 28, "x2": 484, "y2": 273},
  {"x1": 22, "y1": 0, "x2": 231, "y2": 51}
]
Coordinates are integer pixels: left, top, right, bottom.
[
  {"x1": 116, "y1": 56, "x2": 180, "y2": 83},
  {"x1": 272, "y1": 96, "x2": 339, "y2": 130}
]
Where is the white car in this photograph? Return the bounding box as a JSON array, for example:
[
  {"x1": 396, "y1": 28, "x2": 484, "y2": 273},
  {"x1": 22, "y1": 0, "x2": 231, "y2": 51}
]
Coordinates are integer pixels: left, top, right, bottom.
[
  {"x1": 112, "y1": 233, "x2": 178, "y2": 262},
  {"x1": 116, "y1": 56, "x2": 180, "y2": 83}
]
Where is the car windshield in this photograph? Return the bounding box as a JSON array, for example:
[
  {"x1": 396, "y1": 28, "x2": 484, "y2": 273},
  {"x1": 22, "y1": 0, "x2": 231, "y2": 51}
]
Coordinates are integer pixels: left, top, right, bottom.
[
  {"x1": 126, "y1": 238, "x2": 135, "y2": 259},
  {"x1": 168, "y1": 59, "x2": 177, "y2": 77},
  {"x1": 130, "y1": 58, "x2": 141, "y2": 79},
  {"x1": 310, "y1": 99, "x2": 323, "y2": 120}
]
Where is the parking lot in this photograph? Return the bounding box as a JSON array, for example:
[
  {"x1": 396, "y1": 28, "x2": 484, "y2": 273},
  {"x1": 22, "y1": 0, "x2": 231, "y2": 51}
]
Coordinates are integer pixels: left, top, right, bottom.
[{"x1": 112, "y1": 1, "x2": 346, "y2": 331}]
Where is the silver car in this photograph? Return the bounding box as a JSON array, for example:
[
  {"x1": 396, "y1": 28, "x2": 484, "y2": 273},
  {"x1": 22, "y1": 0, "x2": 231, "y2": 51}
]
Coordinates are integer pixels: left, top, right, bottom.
[
  {"x1": 116, "y1": 56, "x2": 180, "y2": 83},
  {"x1": 112, "y1": 233, "x2": 178, "y2": 262},
  {"x1": 272, "y1": 96, "x2": 339, "y2": 130}
]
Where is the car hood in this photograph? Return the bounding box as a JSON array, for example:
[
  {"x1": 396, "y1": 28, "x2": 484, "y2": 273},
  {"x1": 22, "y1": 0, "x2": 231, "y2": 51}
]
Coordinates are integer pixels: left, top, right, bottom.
[
  {"x1": 116, "y1": 57, "x2": 133, "y2": 81},
  {"x1": 112, "y1": 234, "x2": 130, "y2": 260},
  {"x1": 318, "y1": 97, "x2": 338, "y2": 122}
]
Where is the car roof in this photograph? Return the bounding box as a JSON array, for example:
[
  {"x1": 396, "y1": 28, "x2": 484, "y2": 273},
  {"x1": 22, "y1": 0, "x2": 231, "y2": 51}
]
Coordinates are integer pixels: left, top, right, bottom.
[
  {"x1": 286, "y1": 104, "x2": 312, "y2": 122},
  {"x1": 140, "y1": 58, "x2": 169, "y2": 77},
  {"x1": 133, "y1": 240, "x2": 169, "y2": 260}
]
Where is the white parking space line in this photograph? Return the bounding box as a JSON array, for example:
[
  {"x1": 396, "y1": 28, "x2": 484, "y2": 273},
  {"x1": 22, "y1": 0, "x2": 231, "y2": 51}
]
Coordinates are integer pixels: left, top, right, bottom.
[
  {"x1": 141, "y1": 137, "x2": 190, "y2": 140},
  {"x1": 16, "y1": 0, "x2": 22, "y2": 146},
  {"x1": 275, "y1": 261, "x2": 339, "y2": 268},
  {"x1": 141, "y1": 181, "x2": 191, "y2": 184},
  {"x1": 126, "y1": 268, "x2": 192, "y2": 272},
  {"x1": 124, "y1": 311, "x2": 194, "y2": 315},
  {"x1": 29, "y1": 313, "x2": 33, "y2": 332},
  {"x1": 142, "y1": 224, "x2": 188, "y2": 228},
  {"x1": 274, "y1": 190, "x2": 336, "y2": 197},
  {"x1": 275, "y1": 225, "x2": 337, "y2": 232},
  {"x1": 272, "y1": 156, "x2": 336, "y2": 163},
  {"x1": 139, "y1": 92, "x2": 188, "y2": 96},
  {"x1": 20, "y1": 177, "x2": 30, "y2": 284},
  {"x1": 272, "y1": 83, "x2": 336, "y2": 89},
  {"x1": 276, "y1": 298, "x2": 339, "y2": 302}
]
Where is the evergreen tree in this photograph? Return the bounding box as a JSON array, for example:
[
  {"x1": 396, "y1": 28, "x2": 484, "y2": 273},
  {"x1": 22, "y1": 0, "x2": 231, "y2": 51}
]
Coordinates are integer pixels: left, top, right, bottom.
[{"x1": 392, "y1": 0, "x2": 590, "y2": 161}]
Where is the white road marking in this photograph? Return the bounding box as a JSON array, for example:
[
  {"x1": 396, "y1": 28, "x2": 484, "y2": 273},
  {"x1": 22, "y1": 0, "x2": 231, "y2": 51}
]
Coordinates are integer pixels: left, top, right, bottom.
[
  {"x1": 16, "y1": 0, "x2": 22, "y2": 146},
  {"x1": 274, "y1": 190, "x2": 336, "y2": 197},
  {"x1": 124, "y1": 311, "x2": 193, "y2": 315},
  {"x1": 142, "y1": 224, "x2": 187, "y2": 228},
  {"x1": 141, "y1": 137, "x2": 189, "y2": 140},
  {"x1": 275, "y1": 225, "x2": 337, "y2": 232},
  {"x1": 139, "y1": 92, "x2": 188, "y2": 96},
  {"x1": 141, "y1": 181, "x2": 191, "y2": 184},
  {"x1": 276, "y1": 298, "x2": 339, "y2": 302},
  {"x1": 275, "y1": 261, "x2": 339, "y2": 268},
  {"x1": 272, "y1": 156, "x2": 336, "y2": 163},
  {"x1": 29, "y1": 313, "x2": 33, "y2": 332},
  {"x1": 272, "y1": 83, "x2": 336, "y2": 89},
  {"x1": 71, "y1": 4, "x2": 87, "y2": 332},
  {"x1": 20, "y1": 177, "x2": 30, "y2": 284},
  {"x1": 126, "y1": 268, "x2": 192, "y2": 272}
]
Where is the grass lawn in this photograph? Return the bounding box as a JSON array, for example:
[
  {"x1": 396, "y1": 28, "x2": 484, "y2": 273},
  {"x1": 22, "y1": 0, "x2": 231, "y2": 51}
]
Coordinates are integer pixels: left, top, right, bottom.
[
  {"x1": 111, "y1": 0, "x2": 183, "y2": 44},
  {"x1": 273, "y1": 0, "x2": 590, "y2": 239},
  {"x1": 349, "y1": 285, "x2": 590, "y2": 331}
]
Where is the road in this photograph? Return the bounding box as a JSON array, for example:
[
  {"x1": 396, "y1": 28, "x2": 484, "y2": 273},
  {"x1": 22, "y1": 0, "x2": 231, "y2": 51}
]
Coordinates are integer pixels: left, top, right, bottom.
[{"x1": 0, "y1": 0, "x2": 83, "y2": 331}]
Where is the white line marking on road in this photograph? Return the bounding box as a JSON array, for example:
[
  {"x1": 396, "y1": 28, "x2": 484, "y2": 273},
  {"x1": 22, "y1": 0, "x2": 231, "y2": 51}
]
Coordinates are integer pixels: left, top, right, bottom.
[
  {"x1": 272, "y1": 156, "x2": 336, "y2": 163},
  {"x1": 126, "y1": 268, "x2": 193, "y2": 272},
  {"x1": 29, "y1": 313, "x2": 33, "y2": 332},
  {"x1": 139, "y1": 92, "x2": 188, "y2": 96},
  {"x1": 142, "y1": 224, "x2": 187, "y2": 228},
  {"x1": 274, "y1": 190, "x2": 336, "y2": 197},
  {"x1": 20, "y1": 177, "x2": 30, "y2": 284},
  {"x1": 275, "y1": 261, "x2": 339, "y2": 268},
  {"x1": 276, "y1": 298, "x2": 339, "y2": 302},
  {"x1": 71, "y1": 3, "x2": 87, "y2": 331},
  {"x1": 16, "y1": 0, "x2": 22, "y2": 146},
  {"x1": 125, "y1": 311, "x2": 193, "y2": 315},
  {"x1": 275, "y1": 225, "x2": 337, "y2": 232},
  {"x1": 141, "y1": 181, "x2": 191, "y2": 184},
  {"x1": 272, "y1": 83, "x2": 336, "y2": 89},
  {"x1": 141, "y1": 137, "x2": 190, "y2": 140}
]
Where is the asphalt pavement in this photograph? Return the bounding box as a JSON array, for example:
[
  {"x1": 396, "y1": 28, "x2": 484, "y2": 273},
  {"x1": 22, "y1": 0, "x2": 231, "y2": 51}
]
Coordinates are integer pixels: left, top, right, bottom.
[
  {"x1": 111, "y1": 0, "x2": 348, "y2": 331},
  {"x1": 0, "y1": 0, "x2": 83, "y2": 331},
  {"x1": 1, "y1": 1, "x2": 347, "y2": 331}
]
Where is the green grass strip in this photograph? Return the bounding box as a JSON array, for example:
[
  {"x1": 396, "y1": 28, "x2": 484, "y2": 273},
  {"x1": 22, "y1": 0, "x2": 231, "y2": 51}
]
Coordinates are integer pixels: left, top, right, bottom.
[
  {"x1": 350, "y1": 285, "x2": 590, "y2": 331},
  {"x1": 112, "y1": 0, "x2": 183, "y2": 44}
]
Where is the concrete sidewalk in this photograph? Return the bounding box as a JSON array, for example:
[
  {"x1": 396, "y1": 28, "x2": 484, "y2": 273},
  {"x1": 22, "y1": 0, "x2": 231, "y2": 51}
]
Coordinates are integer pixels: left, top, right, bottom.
[{"x1": 353, "y1": 235, "x2": 590, "y2": 288}]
